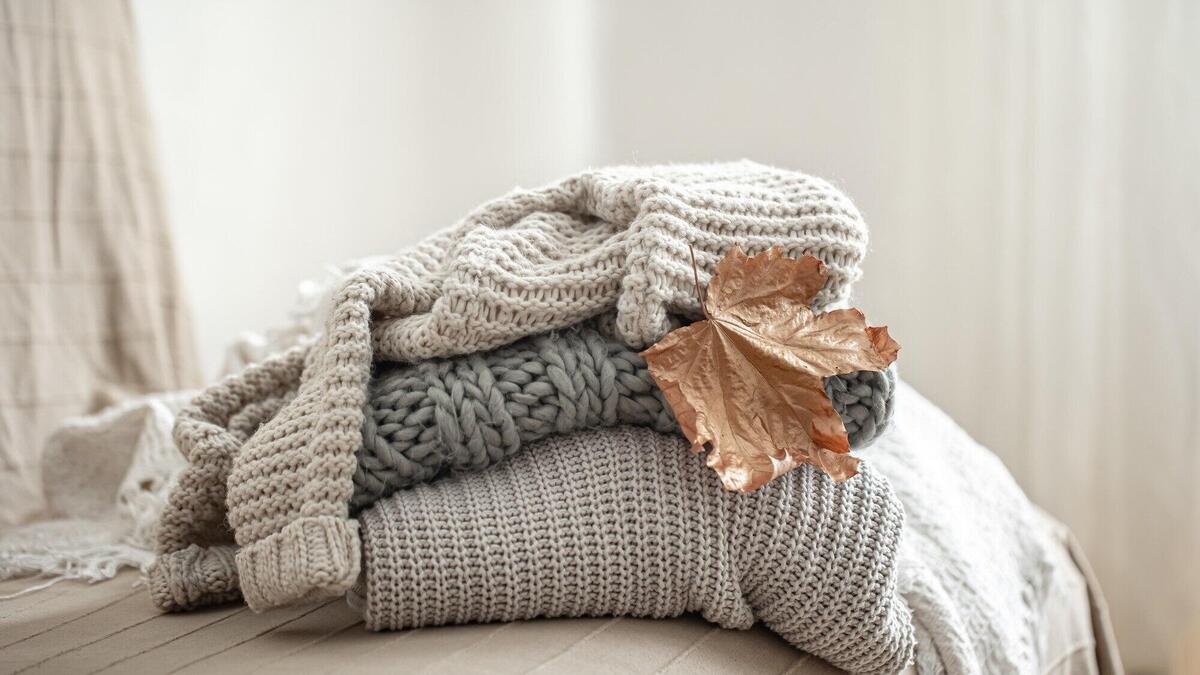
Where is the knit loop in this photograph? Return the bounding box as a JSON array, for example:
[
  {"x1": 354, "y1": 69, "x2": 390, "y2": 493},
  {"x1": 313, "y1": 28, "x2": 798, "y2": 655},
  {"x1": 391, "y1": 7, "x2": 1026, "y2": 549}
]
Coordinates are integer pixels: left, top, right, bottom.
[
  {"x1": 353, "y1": 323, "x2": 896, "y2": 511},
  {"x1": 824, "y1": 366, "x2": 896, "y2": 444}
]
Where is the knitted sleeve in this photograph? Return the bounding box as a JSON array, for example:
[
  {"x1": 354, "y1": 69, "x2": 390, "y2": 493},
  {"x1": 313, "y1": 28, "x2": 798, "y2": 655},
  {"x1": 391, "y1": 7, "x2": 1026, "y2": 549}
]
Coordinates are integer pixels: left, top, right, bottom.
[{"x1": 358, "y1": 427, "x2": 915, "y2": 675}]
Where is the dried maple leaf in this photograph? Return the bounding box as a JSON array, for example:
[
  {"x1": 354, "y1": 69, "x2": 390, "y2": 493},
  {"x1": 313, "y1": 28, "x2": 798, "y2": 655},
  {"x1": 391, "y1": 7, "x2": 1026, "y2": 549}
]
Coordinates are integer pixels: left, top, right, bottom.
[{"x1": 641, "y1": 246, "x2": 899, "y2": 491}]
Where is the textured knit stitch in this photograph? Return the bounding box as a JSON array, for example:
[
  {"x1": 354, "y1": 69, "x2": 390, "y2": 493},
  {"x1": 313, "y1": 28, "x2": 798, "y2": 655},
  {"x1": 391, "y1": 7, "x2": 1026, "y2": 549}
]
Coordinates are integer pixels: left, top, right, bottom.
[
  {"x1": 147, "y1": 544, "x2": 239, "y2": 611},
  {"x1": 825, "y1": 367, "x2": 896, "y2": 444},
  {"x1": 149, "y1": 161, "x2": 872, "y2": 612},
  {"x1": 868, "y1": 381, "x2": 1085, "y2": 674},
  {"x1": 355, "y1": 321, "x2": 895, "y2": 510},
  {"x1": 359, "y1": 427, "x2": 915, "y2": 675}
]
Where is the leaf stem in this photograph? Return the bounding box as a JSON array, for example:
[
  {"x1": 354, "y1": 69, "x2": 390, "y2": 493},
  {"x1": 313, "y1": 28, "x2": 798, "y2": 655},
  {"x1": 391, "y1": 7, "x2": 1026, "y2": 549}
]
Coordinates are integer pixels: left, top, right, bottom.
[{"x1": 688, "y1": 244, "x2": 705, "y2": 312}]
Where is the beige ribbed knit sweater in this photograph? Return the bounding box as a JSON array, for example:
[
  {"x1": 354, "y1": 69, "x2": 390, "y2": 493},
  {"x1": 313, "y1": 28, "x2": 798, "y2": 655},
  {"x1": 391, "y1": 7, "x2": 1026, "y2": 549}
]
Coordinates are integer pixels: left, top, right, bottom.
[
  {"x1": 148, "y1": 161, "x2": 871, "y2": 612},
  {"x1": 359, "y1": 427, "x2": 915, "y2": 675}
]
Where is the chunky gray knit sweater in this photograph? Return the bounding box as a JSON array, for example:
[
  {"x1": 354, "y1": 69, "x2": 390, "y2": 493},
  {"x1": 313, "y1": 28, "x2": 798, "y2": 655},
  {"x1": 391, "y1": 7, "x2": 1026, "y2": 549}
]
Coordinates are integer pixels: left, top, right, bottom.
[
  {"x1": 359, "y1": 427, "x2": 915, "y2": 675},
  {"x1": 355, "y1": 321, "x2": 896, "y2": 510}
]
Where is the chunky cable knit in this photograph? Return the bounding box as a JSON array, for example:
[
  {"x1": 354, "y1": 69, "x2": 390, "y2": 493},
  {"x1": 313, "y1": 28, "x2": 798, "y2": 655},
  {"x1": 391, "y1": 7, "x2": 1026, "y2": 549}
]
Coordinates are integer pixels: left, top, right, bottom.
[
  {"x1": 825, "y1": 367, "x2": 896, "y2": 445},
  {"x1": 150, "y1": 161, "x2": 872, "y2": 612},
  {"x1": 355, "y1": 321, "x2": 895, "y2": 510},
  {"x1": 358, "y1": 427, "x2": 915, "y2": 675}
]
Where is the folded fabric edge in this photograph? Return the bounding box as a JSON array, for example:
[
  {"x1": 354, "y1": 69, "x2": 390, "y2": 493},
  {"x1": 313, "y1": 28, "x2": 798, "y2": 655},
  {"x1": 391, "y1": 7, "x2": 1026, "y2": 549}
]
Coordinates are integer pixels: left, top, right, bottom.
[
  {"x1": 236, "y1": 514, "x2": 360, "y2": 611},
  {"x1": 147, "y1": 543, "x2": 240, "y2": 611}
]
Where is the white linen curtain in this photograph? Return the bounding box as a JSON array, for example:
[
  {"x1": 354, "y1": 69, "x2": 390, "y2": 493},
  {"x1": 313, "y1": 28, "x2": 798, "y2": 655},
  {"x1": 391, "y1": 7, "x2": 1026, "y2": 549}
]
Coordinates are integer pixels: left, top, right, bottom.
[
  {"x1": 861, "y1": 3, "x2": 1200, "y2": 672},
  {"x1": 589, "y1": 3, "x2": 1199, "y2": 670},
  {"x1": 0, "y1": 0, "x2": 201, "y2": 527},
  {"x1": 135, "y1": 1, "x2": 1198, "y2": 670}
]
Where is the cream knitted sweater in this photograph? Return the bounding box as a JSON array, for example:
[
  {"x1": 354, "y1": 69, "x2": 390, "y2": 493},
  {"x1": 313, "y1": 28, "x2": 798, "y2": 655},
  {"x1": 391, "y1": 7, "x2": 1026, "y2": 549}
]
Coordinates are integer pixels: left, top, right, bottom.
[{"x1": 148, "y1": 161, "x2": 870, "y2": 612}]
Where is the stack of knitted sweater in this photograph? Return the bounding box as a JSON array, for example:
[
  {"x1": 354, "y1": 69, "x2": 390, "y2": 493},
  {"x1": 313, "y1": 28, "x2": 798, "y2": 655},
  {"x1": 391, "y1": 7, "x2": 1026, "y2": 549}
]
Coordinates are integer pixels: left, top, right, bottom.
[{"x1": 145, "y1": 162, "x2": 1088, "y2": 675}]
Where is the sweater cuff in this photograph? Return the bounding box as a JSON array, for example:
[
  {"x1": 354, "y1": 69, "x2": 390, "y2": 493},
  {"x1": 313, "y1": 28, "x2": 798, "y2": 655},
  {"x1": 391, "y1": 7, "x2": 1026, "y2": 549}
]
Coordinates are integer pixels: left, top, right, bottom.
[
  {"x1": 236, "y1": 515, "x2": 360, "y2": 611},
  {"x1": 147, "y1": 544, "x2": 241, "y2": 611}
]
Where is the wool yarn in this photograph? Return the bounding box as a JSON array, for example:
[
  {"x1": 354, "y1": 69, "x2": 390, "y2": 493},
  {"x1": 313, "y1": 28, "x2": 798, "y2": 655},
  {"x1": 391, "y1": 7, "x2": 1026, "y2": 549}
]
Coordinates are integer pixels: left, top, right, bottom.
[
  {"x1": 358, "y1": 426, "x2": 915, "y2": 675},
  {"x1": 355, "y1": 322, "x2": 896, "y2": 510},
  {"x1": 825, "y1": 366, "x2": 896, "y2": 444},
  {"x1": 150, "y1": 161, "x2": 874, "y2": 612}
]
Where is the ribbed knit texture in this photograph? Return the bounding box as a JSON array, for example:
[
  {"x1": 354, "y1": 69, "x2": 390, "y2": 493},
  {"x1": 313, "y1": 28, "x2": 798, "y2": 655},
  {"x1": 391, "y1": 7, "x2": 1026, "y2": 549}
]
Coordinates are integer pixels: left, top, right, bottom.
[
  {"x1": 147, "y1": 544, "x2": 239, "y2": 611},
  {"x1": 355, "y1": 320, "x2": 895, "y2": 510},
  {"x1": 359, "y1": 427, "x2": 914, "y2": 675},
  {"x1": 150, "y1": 161, "x2": 871, "y2": 612}
]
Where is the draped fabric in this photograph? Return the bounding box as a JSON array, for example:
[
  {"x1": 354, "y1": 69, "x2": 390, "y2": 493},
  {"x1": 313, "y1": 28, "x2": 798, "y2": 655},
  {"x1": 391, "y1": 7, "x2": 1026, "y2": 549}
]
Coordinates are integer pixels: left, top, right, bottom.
[{"x1": 0, "y1": 0, "x2": 200, "y2": 526}]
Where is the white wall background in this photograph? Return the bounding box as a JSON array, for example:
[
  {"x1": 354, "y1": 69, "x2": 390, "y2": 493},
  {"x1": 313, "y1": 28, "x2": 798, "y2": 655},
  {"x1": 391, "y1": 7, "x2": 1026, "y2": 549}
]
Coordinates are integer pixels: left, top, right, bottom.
[{"x1": 134, "y1": 1, "x2": 1199, "y2": 671}]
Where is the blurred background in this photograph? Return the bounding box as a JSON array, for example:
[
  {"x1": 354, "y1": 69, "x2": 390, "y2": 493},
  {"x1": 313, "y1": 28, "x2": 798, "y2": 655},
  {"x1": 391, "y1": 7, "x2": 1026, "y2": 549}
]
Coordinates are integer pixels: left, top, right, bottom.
[{"x1": 2, "y1": 1, "x2": 1196, "y2": 671}]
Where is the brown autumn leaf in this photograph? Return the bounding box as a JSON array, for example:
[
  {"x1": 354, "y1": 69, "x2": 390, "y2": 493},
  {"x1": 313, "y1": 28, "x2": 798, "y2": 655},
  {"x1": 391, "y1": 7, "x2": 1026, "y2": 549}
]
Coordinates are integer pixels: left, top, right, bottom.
[{"x1": 641, "y1": 246, "x2": 899, "y2": 491}]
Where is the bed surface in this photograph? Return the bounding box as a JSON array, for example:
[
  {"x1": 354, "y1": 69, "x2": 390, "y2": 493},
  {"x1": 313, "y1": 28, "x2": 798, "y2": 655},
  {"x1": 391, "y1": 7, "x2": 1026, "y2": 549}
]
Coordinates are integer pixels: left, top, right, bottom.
[
  {"x1": 0, "y1": 519, "x2": 1117, "y2": 675},
  {"x1": 0, "y1": 571, "x2": 842, "y2": 674}
]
